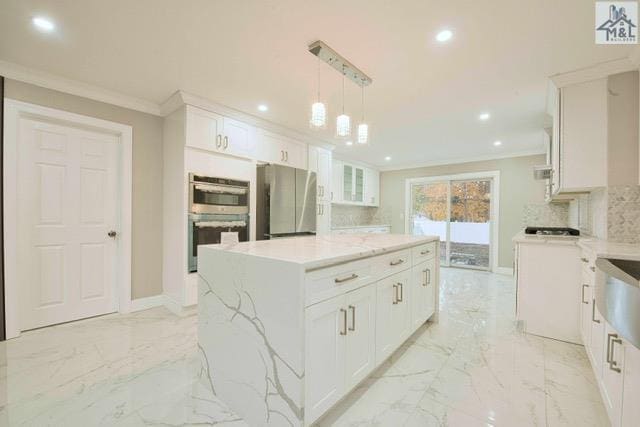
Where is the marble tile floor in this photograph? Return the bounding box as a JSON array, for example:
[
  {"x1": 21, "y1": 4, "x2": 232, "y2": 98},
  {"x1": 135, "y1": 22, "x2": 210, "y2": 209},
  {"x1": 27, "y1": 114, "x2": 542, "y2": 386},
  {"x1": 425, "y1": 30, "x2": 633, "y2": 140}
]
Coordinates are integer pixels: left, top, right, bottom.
[{"x1": 0, "y1": 268, "x2": 608, "y2": 426}]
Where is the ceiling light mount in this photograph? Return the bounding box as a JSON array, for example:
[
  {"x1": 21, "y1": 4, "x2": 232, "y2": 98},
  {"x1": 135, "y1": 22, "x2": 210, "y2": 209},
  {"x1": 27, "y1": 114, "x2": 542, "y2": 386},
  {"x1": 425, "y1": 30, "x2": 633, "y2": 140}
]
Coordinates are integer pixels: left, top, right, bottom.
[{"x1": 308, "y1": 40, "x2": 372, "y2": 87}]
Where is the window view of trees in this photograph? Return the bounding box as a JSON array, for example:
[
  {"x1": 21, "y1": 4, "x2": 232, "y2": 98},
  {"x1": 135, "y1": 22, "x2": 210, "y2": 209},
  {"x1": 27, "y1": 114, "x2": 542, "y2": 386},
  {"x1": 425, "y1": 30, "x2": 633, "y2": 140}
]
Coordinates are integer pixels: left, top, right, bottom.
[
  {"x1": 411, "y1": 180, "x2": 491, "y2": 223},
  {"x1": 411, "y1": 179, "x2": 492, "y2": 270}
]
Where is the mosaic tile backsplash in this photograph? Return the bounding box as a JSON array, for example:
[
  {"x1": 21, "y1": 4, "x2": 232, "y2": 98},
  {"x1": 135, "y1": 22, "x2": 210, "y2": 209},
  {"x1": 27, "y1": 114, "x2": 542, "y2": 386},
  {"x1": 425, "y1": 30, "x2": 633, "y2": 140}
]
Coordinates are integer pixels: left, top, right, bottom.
[
  {"x1": 521, "y1": 203, "x2": 570, "y2": 229},
  {"x1": 331, "y1": 204, "x2": 392, "y2": 228},
  {"x1": 606, "y1": 185, "x2": 640, "y2": 243}
]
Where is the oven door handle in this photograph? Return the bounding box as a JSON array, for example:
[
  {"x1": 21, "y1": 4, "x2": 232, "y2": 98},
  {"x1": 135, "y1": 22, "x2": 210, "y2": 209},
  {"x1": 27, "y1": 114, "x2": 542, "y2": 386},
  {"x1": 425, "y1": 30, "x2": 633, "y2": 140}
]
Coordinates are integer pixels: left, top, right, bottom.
[{"x1": 193, "y1": 184, "x2": 248, "y2": 195}]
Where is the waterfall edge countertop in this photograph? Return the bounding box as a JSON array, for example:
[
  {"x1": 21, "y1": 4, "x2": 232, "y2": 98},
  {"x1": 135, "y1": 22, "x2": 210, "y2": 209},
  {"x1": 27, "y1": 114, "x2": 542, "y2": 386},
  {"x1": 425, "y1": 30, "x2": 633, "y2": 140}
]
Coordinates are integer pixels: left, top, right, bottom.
[{"x1": 204, "y1": 233, "x2": 439, "y2": 270}]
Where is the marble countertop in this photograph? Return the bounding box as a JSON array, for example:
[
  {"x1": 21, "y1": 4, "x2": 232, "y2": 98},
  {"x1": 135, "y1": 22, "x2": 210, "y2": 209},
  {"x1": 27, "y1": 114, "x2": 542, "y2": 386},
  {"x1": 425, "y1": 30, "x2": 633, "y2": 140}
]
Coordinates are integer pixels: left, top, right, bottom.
[
  {"x1": 202, "y1": 233, "x2": 438, "y2": 270},
  {"x1": 331, "y1": 224, "x2": 392, "y2": 230},
  {"x1": 512, "y1": 231, "x2": 580, "y2": 246},
  {"x1": 577, "y1": 238, "x2": 640, "y2": 262},
  {"x1": 513, "y1": 231, "x2": 640, "y2": 261}
]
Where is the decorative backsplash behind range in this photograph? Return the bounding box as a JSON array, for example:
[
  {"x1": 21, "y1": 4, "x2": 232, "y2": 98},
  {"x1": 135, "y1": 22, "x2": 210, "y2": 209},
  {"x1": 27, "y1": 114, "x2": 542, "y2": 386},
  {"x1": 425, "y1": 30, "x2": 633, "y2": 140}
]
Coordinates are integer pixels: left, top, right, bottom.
[
  {"x1": 522, "y1": 203, "x2": 570, "y2": 228},
  {"x1": 589, "y1": 185, "x2": 640, "y2": 243},
  {"x1": 331, "y1": 204, "x2": 392, "y2": 228}
]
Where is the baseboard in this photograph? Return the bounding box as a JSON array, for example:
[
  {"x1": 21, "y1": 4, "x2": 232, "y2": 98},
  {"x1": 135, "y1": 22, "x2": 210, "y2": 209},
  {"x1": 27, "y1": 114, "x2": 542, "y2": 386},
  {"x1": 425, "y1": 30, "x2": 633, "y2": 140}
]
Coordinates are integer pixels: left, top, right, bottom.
[
  {"x1": 494, "y1": 267, "x2": 514, "y2": 276},
  {"x1": 162, "y1": 294, "x2": 197, "y2": 317},
  {"x1": 129, "y1": 294, "x2": 166, "y2": 312}
]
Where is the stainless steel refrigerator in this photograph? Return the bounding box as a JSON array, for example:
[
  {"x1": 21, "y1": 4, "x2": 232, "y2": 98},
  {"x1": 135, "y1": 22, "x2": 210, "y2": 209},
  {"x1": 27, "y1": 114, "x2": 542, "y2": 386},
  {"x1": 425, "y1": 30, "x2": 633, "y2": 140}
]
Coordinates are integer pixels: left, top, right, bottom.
[{"x1": 256, "y1": 164, "x2": 316, "y2": 239}]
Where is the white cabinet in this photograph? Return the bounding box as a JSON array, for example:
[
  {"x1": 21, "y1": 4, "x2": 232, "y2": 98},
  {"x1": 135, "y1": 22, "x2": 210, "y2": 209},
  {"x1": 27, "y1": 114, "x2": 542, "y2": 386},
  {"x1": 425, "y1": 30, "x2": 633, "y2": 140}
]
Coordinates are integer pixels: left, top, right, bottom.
[
  {"x1": 185, "y1": 106, "x2": 223, "y2": 152},
  {"x1": 621, "y1": 337, "x2": 640, "y2": 427},
  {"x1": 602, "y1": 321, "x2": 625, "y2": 427},
  {"x1": 309, "y1": 146, "x2": 332, "y2": 235},
  {"x1": 344, "y1": 284, "x2": 377, "y2": 389},
  {"x1": 255, "y1": 129, "x2": 307, "y2": 169},
  {"x1": 305, "y1": 294, "x2": 346, "y2": 421},
  {"x1": 332, "y1": 160, "x2": 343, "y2": 203},
  {"x1": 185, "y1": 106, "x2": 254, "y2": 158},
  {"x1": 375, "y1": 270, "x2": 411, "y2": 365},
  {"x1": 411, "y1": 257, "x2": 436, "y2": 330},
  {"x1": 305, "y1": 283, "x2": 376, "y2": 424},
  {"x1": 343, "y1": 163, "x2": 364, "y2": 203},
  {"x1": 364, "y1": 168, "x2": 380, "y2": 207},
  {"x1": 559, "y1": 78, "x2": 608, "y2": 191},
  {"x1": 332, "y1": 159, "x2": 380, "y2": 206}
]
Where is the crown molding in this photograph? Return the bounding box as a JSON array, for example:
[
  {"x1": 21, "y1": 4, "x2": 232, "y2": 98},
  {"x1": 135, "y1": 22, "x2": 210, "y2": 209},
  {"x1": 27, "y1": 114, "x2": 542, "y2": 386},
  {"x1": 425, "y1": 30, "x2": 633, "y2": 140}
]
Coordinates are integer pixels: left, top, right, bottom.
[
  {"x1": 550, "y1": 56, "x2": 637, "y2": 88},
  {"x1": 377, "y1": 149, "x2": 546, "y2": 172},
  {"x1": 161, "y1": 90, "x2": 336, "y2": 150},
  {"x1": 0, "y1": 60, "x2": 162, "y2": 116}
]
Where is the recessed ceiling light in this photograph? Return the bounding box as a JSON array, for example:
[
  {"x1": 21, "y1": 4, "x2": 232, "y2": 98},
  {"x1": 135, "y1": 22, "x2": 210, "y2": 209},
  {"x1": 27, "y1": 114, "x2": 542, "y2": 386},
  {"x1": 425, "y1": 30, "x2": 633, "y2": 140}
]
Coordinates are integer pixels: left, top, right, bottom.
[
  {"x1": 436, "y1": 29, "x2": 453, "y2": 42},
  {"x1": 493, "y1": 140, "x2": 502, "y2": 146},
  {"x1": 32, "y1": 16, "x2": 55, "y2": 32},
  {"x1": 385, "y1": 156, "x2": 391, "y2": 161},
  {"x1": 257, "y1": 104, "x2": 268, "y2": 112},
  {"x1": 479, "y1": 112, "x2": 490, "y2": 121},
  {"x1": 345, "y1": 140, "x2": 353, "y2": 146}
]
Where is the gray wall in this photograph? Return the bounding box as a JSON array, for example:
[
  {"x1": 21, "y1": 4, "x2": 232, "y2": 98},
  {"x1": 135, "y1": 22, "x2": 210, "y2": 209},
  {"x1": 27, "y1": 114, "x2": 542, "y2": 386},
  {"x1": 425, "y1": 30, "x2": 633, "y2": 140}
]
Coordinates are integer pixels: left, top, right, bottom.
[
  {"x1": 380, "y1": 154, "x2": 547, "y2": 269},
  {"x1": 5, "y1": 80, "x2": 163, "y2": 299}
]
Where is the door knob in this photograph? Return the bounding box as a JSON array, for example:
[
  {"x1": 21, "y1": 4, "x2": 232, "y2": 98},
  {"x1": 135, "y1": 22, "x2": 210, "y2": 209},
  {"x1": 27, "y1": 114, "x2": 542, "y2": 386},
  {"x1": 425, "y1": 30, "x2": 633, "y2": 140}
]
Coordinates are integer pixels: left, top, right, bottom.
[{"x1": 108, "y1": 230, "x2": 117, "y2": 238}]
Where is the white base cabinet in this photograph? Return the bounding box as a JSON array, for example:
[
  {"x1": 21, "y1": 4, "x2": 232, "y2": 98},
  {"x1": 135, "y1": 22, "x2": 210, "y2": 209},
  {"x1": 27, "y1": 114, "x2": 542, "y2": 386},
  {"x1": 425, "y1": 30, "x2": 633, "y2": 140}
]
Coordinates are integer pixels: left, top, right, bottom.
[{"x1": 578, "y1": 247, "x2": 640, "y2": 427}]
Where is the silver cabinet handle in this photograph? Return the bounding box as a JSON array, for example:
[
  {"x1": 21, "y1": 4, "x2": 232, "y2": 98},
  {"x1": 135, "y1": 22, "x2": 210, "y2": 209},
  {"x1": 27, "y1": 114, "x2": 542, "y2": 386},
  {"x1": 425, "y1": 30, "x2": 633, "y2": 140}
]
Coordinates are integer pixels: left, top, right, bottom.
[
  {"x1": 107, "y1": 230, "x2": 117, "y2": 238},
  {"x1": 397, "y1": 283, "x2": 403, "y2": 302},
  {"x1": 581, "y1": 284, "x2": 589, "y2": 304},
  {"x1": 591, "y1": 299, "x2": 600, "y2": 323},
  {"x1": 216, "y1": 134, "x2": 222, "y2": 148},
  {"x1": 334, "y1": 273, "x2": 358, "y2": 284},
  {"x1": 348, "y1": 305, "x2": 355, "y2": 331},
  {"x1": 390, "y1": 259, "x2": 405, "y2": 266},
  {"x1": 392, "y1": 284, "x2": 398, "y2": 305},
  {"x1": 420, "y1": 249, "x2": 431, "y2": 255},
  {"x1": 280, "y1": 150, "x2": 285, "y2": 161},
  {"x1": 607, "y1": 333, "x2": 622, "y2": 373},
  {"x1": 422, "y1": 269, "x2": 428, "y2": 287},
  {"x1": 581, "y1": 257, "x2": 589, "y2": 263},
  {"x1": 340, "y1": 308, "x2": 347, "y2": 335},
  {"x1": 427, "y1": 268, "x2": 431, "y2": 285},
  {"x1": 223, "y1": 136, "x2": 229, "y2": 149},
  {"x1": 590, "y1": 266, "x2": 596, "y2": 272},
  {"x1": 285, "y1": 151, "x2": 289, "y2": 162}
]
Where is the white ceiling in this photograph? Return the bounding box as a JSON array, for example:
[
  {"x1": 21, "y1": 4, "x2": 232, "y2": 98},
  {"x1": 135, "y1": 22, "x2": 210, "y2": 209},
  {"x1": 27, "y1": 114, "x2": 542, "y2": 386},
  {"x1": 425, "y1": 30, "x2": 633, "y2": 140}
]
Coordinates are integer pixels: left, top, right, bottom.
[{"x1": 0, "y1": 0, "x2": 636, "y2": 168}]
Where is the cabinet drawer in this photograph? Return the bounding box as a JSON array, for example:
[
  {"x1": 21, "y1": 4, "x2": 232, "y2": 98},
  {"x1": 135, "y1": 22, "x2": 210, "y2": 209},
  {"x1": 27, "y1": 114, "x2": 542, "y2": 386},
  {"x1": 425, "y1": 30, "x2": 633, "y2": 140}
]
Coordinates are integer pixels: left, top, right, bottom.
[
  {"x1": 412, "y1": 242, "x2": 437, "y2": 264},
  {"x1": 306, "y1": 259, "x2": 374, "y2": 307},
  {"x1": 372, "y1": 249, "x2": 411, "y2": 278}
]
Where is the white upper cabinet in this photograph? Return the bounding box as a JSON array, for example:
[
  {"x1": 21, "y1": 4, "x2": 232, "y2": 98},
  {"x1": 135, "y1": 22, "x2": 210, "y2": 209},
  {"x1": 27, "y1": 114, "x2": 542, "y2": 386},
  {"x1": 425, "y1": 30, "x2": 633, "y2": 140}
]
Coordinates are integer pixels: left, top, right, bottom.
[
  {"x1": 221, "y1": 116, "x2": 253, "y2": 157},
  {"x1": 558, "y1": 78, "x2": 608, "y2": 192},
  {"x1": 332, "y1": 159, "x2": 380, "y2": 206},
  {"x1": 185, "y1": 106, "x2": 223, "y2": 152},
  {"x1": 185, "y1": 106, "x2": 254, "y2": 158},
  {"x1": 309, "y1": 146, "x2": 332, "y2": 235},
  {"x1": 364, "y1": 168, "x2": 380, "y2": 207},
  {"x1": 255, "y1": 128, "x2": 307, "y2": 169}
]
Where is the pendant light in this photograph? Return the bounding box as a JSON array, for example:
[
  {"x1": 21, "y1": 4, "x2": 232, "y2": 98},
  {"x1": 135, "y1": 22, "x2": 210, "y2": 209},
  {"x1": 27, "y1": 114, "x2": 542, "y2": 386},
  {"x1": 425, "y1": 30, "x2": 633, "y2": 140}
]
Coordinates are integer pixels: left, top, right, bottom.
[
  {"x1": 336, "y1": 65, "x2": 351, "y2": 138},
  {"x1": 357, "y1": 85, "x2": 369, "y2": 144},
  {"x1": 309, "y1": 57, "x2": 327, "y2": 129}
]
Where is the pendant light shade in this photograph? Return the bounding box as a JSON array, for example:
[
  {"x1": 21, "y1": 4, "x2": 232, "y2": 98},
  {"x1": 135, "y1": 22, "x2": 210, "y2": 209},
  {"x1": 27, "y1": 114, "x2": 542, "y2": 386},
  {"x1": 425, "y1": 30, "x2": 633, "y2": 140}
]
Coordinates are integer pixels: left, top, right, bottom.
[
  {"x1": 310, "y1": 102, "x2": 326, "y2": 129},
  {"x1": 310, "y1": 57, "x2": 327, "y2": 129},
  {"x1": 357, "y1": 123, "x2": 369, "y2": 144},
  {"x1": 357, "y1": 86, "x2": 369, "y2": 144},
  {"x1": 336, "y1": 65, "x2": 351, "y2": 138},
  {"x1": 336, "y1": 114, "x2": 351, "y2": 137}
]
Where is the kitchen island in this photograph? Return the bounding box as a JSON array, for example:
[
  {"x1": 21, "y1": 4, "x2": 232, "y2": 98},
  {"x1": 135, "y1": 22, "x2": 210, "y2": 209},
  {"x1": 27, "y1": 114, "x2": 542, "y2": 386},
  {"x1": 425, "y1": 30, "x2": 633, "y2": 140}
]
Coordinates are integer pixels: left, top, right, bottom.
[{"x1": 198, "y1": 234, "x2": 440, "y2": 426}]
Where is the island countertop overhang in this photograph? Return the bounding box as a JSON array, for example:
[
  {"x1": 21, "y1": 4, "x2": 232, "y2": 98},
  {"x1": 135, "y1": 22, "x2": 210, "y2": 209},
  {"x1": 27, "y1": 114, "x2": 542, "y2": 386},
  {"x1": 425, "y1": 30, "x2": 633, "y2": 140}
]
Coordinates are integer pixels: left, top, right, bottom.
[{"x1": 199, "y1": 233, "x2": 439, "y2": 270}]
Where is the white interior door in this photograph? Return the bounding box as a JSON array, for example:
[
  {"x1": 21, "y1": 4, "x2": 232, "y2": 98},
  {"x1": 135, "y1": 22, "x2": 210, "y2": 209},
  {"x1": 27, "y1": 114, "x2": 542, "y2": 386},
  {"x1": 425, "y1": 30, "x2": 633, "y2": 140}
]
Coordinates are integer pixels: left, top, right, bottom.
[{"x1": 17, "y1": 117, "x2": 120, "y2": 331}]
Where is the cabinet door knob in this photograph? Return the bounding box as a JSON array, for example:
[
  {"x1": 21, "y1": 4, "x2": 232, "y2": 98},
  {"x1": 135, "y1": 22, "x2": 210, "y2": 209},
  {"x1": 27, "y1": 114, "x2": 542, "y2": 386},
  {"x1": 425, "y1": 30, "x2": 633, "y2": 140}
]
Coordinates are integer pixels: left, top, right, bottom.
[
  {"x1": 223, "y1": 136, "x2": 229, "y2": 149},
  {"x1": 216, "y1": 134, "x2": 222, "y2": 148},
  {"x1": 581, "y1": 284, "x2": 589, "y2": 304},
  {"x1": 397, "y1": 283, "x2": 403, "y2": 302},
  {"x1": 392, "y1": 284, "x2": 398, "y2": 304}
]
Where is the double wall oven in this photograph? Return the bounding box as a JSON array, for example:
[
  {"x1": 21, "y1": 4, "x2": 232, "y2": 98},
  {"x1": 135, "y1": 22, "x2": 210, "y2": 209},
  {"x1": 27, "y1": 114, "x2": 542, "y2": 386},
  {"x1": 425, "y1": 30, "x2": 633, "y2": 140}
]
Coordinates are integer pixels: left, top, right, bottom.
[{"x1": 188, "y1": 173, "x2": 249, "y2": 272}]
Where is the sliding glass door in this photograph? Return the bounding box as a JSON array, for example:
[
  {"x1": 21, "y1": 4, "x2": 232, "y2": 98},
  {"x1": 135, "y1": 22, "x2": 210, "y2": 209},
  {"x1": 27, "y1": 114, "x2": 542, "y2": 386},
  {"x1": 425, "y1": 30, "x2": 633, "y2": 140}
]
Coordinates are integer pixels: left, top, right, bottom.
[{"x1": 408, "y1": 176, "x2": 493, "y2": 270}]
